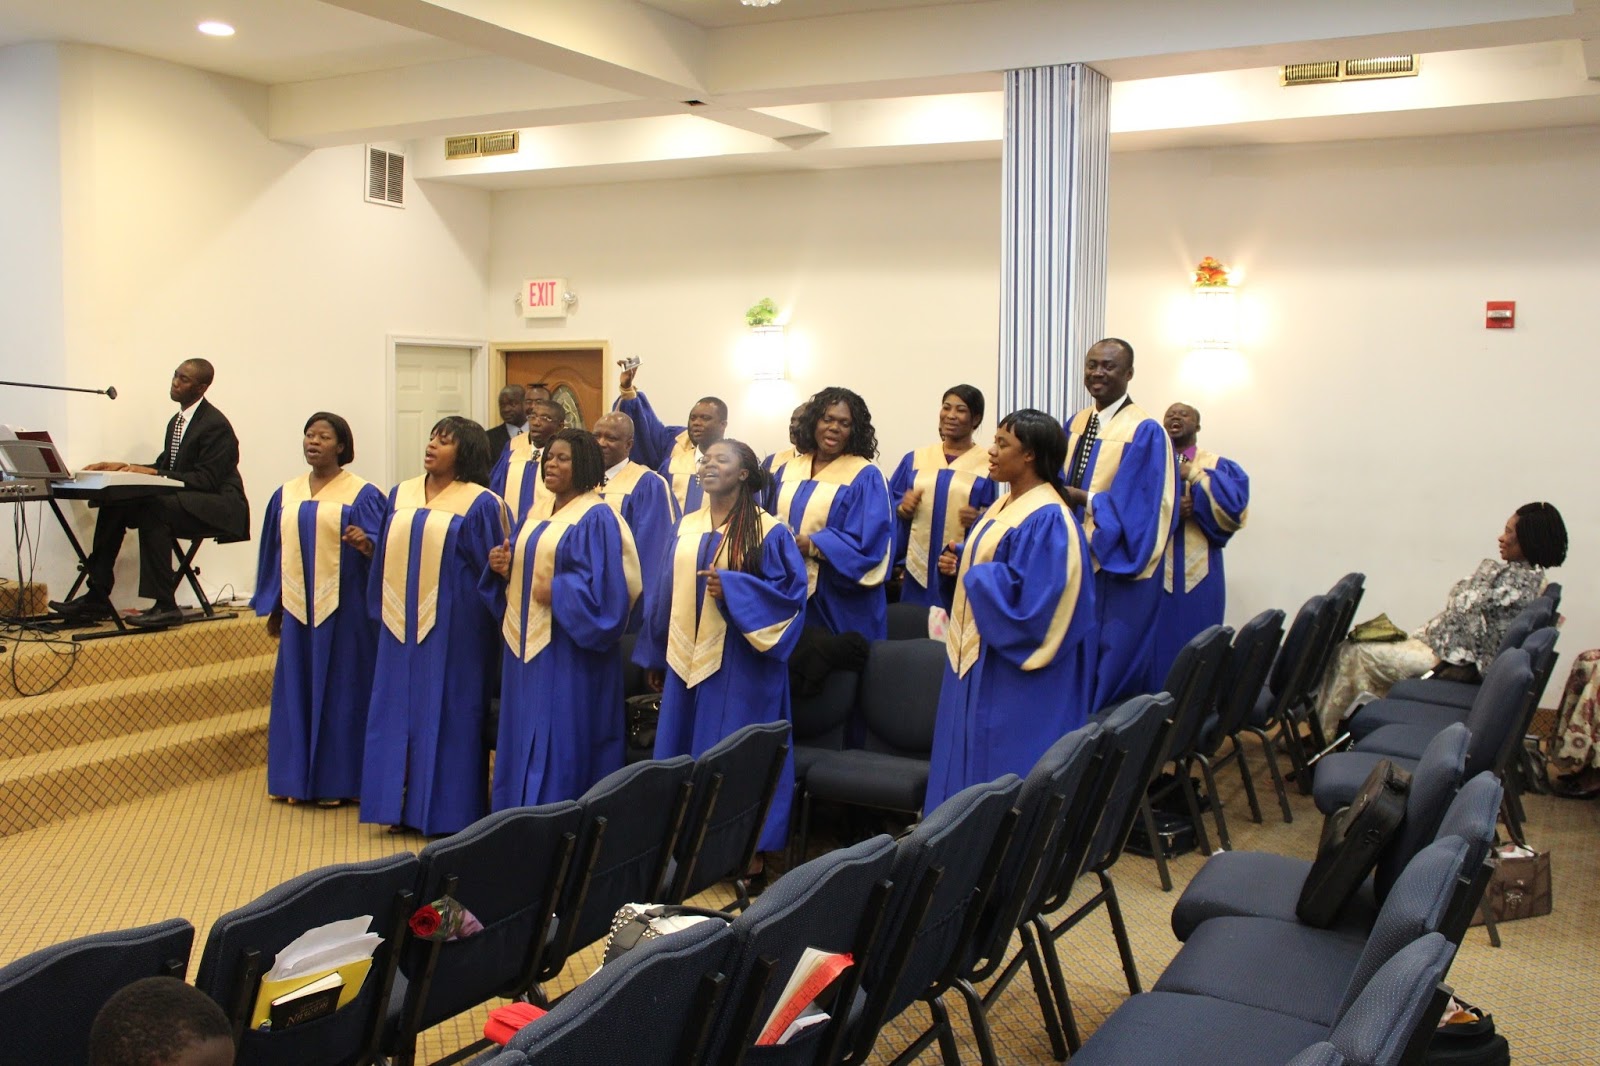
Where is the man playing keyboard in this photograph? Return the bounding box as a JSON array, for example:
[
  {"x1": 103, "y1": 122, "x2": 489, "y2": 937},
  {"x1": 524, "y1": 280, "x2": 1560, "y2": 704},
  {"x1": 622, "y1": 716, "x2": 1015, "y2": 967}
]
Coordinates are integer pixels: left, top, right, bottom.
[{"x1": 50, "y1": 359, "x2": 249, "y2": 628}]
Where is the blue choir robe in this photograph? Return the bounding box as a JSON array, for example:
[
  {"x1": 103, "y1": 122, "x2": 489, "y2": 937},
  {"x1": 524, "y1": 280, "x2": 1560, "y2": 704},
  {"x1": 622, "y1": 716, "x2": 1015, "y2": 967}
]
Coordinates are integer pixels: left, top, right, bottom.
[
  {"x1": 490, "y1": 434, "x2": 554, "y2": 529},
  {"x1": 483, "y1": 493, "x2": 642, "y2": 809},
  {"x1": 1064, "y1": 399, "x2": 1177, "y2": 712},
  {"x1": 251, "y1": 470, "x2": 385, "y2": 802},
  {"x1": 1154, "y1": 448, "x2": 1250, "y2": 675},
  {"x1": 759, "y1": 445, "x2": 801, "y2": 514},
  {"x1": 600, "y1": 460, "x2": 675, "y2": 633},
  {"x1": 767, "y1": 453, "x2": 894, "y2": 641},
  {"x1": 614, "y1": 388, "x2": 706, "y2": 516},
  {"x1": 636, "y1": 509, "x2": 808, "y2": 851},
  {"x1": 925, "y1": 485, "x2": 1096, "y2": 811},
  {"x1": 889, "y1": 443, "x2": 998, "y2": 608},
  {"x1": 359, "y1": 478, "x2": 510, "y2": 836}
]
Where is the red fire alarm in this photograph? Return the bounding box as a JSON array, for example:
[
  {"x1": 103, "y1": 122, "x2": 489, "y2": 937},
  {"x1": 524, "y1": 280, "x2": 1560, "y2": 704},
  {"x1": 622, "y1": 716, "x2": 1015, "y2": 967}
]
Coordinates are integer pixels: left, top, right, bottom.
[{"x1": 1486, "y1": 301, "x2": 1515, "y2": 329}]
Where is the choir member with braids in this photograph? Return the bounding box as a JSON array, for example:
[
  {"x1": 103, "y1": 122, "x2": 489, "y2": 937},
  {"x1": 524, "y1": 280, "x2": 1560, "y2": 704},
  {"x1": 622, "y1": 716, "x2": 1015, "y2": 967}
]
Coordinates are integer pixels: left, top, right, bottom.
[
  {"x1": 359, "y1": 417, "x2": 509, "y2": 836},
  {"x1": 636, "y1": 438, "x2": 808, "y2": 852},
  {"x1": 483, "y1": 428, "x2": 642, "y2": 807},
  {"x1": 766, "y1": 387, "x2": 895, "y2": 641},
  {"x1": 924, "y1": 409, "x2": 1098, "y2": 812}
]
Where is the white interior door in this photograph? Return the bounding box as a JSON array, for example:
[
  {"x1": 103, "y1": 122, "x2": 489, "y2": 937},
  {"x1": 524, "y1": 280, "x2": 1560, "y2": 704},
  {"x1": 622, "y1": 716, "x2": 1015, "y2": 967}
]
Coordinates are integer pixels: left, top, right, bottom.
[{"x1": 393, "y1": 343, "x2": 473, "y2": 484}]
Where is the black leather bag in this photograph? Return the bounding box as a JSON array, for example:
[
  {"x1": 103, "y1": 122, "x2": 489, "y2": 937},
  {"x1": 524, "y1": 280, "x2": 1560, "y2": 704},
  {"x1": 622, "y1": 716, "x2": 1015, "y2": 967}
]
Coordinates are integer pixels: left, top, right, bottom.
[
  {"x1": 1296, "y1": 758, "x2": 1411, "y2": 927},
  {"x1": 1425, "y1": 1003, "x2": 1510, "y2": 1065}
]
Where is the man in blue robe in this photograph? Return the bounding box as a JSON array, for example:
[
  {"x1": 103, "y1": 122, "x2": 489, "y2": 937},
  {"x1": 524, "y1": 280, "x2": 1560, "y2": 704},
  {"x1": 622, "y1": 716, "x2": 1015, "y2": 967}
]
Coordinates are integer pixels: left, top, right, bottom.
[
  {"x1": 594, "y1": 411, "x2": 676, "y2": 632},
  {"x1": 1153, "y1": 402, "x2": 1250, "y2": 675},
  {"x1": 1062, "y1": 338, "x2": 1177, "y2": 712},
  {"x1": 491, "y1": 397, "x2": 563, "y2": 528},
  {"x1": 612, "y1": 361, "x2": 728, "y2": 515}
]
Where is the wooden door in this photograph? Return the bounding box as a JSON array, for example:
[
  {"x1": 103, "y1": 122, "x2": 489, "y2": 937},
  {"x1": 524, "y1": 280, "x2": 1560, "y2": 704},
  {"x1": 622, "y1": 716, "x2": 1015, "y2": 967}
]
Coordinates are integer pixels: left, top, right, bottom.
[{"x1": 503, "y1": 348, "x2": 605, "y2": 433}]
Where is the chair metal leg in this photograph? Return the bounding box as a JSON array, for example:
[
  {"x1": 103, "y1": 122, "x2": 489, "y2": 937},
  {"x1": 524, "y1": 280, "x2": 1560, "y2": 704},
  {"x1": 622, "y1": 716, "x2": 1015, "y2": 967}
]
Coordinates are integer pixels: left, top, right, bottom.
[
  {"x1": 1229, "y1": 734, "x2": 1264, "y2": 823},
  {"x1": 1030, "y1": 916, "x2": 1081, "y2": 1055},
  {"x1": 1017, "y1": 922, "x2": 1069, "y2": 1062},
  {"x1": 1099, "y1": 871, "x2": 1142, "y2": 995},
  {"x1": 1194, "y1": 752, "x2": 1232, "y2": 851},
  {"x1": 1479, "y1": 898, "x2": 1502, "y2": 948},
  {"x1": 1177, "y1": 763, "x2": 1214, "y2": 856},
  {"x1": 926, "y1": 996, "x2": 962, "y2": 1066},
  {"x1": 1500, "y1": 793, "x2": 1527, "y2": 849},
  {"x1": 954, "y1": 978, "x2": 1002, "y2": 1066},
  {"x1": 1246, "y1": 725, "x2": 1294, "y2": 823},
  {"x1": 1138, "y1": 798, "x2": 1173, "y2": 891}
]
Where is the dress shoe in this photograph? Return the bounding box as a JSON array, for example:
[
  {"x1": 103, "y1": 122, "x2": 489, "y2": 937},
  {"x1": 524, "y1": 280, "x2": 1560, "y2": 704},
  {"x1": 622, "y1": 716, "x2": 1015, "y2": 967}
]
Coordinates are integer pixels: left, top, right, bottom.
[
  {"x1": 126, "y1": 605, "x2": 185, "y2": 629},
  {"x1": 48, "y1": 593, "x2": 113, "y2": 622}
]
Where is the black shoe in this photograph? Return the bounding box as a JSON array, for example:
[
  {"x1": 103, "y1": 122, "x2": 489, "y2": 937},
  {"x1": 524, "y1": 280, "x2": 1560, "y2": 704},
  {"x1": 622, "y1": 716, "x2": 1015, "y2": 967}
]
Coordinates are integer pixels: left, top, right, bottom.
[
  {"x1": 49, "y1": 593, "x2": 113, "y2": 621},
  {"x1": 126, "y1": 605, "x2": 185, "y2": 629}
]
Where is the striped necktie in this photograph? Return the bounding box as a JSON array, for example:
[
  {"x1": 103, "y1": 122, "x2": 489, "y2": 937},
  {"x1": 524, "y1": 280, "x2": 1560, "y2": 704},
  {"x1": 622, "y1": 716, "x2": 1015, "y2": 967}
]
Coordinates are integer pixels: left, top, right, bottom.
[
  {"x1": 168, "y1": 413, "x2": 186, "y2": 468},
  {"x1": 1069, "y1": 410, "x2": 1099, "y2": 489}
]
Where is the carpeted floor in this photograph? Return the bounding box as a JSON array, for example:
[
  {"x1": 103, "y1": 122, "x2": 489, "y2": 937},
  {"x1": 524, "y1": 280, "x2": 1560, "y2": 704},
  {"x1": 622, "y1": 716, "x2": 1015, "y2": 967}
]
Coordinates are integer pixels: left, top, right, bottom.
[{"x1": 1, "y1": 747, "x2": 1594, "y2": 1063}]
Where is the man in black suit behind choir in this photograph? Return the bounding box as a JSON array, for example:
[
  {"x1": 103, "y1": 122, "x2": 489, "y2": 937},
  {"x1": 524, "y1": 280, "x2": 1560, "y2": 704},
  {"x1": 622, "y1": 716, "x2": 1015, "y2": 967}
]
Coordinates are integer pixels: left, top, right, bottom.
[{"x1": 50, "y1": 358, "x2": 250, "y2": 628}]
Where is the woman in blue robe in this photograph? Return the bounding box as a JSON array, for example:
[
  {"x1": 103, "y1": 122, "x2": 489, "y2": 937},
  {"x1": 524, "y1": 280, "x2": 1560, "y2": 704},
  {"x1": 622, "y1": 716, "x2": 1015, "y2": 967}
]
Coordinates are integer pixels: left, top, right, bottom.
[
  {"x1": 252, "y1": 412, "x2": 385, "y2": 805},
  {"x1": 924, "y1": 409, "x2": 1097, "y2": 813},
  {"x1": 358, "y1": 417, "x2": 509, "y2": 836},
  {"x1": 637, "y1": 439, "x2": 808, "y2": 853},
  {"x1": 482, "y1": 428, "x2": 642, "y2": 808},
  {"x1": 765, "y1": 387, "x2": 893, "y2": 641},
  {"x1": 889, "y1": 384, "x2": 998, "y2": 610}
]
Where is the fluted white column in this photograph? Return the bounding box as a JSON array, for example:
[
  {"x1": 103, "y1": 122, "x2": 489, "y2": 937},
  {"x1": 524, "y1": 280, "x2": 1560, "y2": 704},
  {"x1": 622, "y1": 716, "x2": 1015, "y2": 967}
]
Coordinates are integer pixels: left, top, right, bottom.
[{"x1": 998, "y1": 63, "x2": 1110, "y2": 420}]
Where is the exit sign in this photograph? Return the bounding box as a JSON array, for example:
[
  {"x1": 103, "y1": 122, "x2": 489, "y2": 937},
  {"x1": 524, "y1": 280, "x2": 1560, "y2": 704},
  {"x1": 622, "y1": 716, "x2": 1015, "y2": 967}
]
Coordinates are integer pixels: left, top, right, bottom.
[{"x1": 522, "y1": 278, "x2": 568, "y2": 319}]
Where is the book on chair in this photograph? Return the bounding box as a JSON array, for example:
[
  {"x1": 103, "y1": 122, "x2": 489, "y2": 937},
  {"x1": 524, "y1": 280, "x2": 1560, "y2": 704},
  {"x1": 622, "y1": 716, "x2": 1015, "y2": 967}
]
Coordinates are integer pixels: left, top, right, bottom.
[{"x1": 756, "y1": 947, "x2": 854, "y2": 1046}]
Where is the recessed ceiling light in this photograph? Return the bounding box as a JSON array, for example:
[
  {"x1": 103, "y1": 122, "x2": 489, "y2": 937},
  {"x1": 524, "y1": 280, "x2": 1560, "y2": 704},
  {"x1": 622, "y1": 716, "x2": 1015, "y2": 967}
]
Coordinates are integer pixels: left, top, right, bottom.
[{"x1": 197, "y1": 21, "x2": 235, "y2": 37}]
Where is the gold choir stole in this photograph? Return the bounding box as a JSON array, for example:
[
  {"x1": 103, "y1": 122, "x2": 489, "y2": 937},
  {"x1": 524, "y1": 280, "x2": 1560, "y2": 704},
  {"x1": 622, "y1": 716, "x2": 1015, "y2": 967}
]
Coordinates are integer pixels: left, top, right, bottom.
[
  {"x1": 903, "y1": 443, "x2": 992, "y2": 591},
  {"x1": 1163, "y1": 448, "x2": 1248, "y2": 593},
  {"x1": 501, "y1": 493, "x2": 642, "y2": 662},
  {"x1": 945, "y1": 484, "x2": 1085, "y2": 678},
  {"x1": 664, "y1": 430, "x2": 705, "y2": 514},
  {"x1": 598, "y1": 461, "x2": 654, "y2": 514},
  {"x1": 278, "y1": 470, "x2": 370, "y2": 628},
  {"x1": 1065, "y1": 402, "x2": 1175, "y2": 580},
  {"x1": 773, "y1": 454, "x2": 892, "y2": 597},
  {"x1": 380, "y1": 478, "x2": 509, "y2": 644},
  {"x1": 502, "y1": 434, "x2": 554, "y2": 519},
  {"x1": 667, "y1": 510, "x2": 797, "y2": 689}
]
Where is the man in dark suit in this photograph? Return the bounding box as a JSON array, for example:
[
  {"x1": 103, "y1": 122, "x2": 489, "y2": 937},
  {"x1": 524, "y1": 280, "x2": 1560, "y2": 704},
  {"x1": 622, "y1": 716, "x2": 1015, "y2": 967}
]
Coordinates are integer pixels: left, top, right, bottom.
[
  {"x1": 50, "y1": 358, "x2": 250, "y2": 628},
  {"x1": 484, "y1": 383, "x2": 527, "y2": 460}
]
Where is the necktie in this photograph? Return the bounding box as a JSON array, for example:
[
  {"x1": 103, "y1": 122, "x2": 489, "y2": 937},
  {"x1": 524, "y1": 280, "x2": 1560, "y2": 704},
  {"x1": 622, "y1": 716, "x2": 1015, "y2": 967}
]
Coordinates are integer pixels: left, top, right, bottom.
[
  {"x1": 168, "y1": 414, "x2": 186, "y2": 468},
  {"x1": 1069, "y1": 411, "x2": 1099, "y2": 489}
]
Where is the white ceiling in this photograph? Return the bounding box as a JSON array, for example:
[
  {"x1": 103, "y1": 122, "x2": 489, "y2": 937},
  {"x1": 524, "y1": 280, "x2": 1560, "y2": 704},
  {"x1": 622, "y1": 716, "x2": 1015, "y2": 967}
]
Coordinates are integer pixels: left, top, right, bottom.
[{"x1": 3, "y1": 0, "x2": 1598, "y2": 186}]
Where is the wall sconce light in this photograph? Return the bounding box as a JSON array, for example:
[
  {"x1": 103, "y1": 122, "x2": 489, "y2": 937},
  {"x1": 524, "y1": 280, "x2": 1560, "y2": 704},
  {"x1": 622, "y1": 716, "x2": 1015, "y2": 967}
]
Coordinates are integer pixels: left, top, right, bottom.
[
  {"x1": 1190, "y1": 256, "x2": 1239, "y2": 351},
  {"x1": 746, "y1": 298, "x2": 786, "y2": 381}
]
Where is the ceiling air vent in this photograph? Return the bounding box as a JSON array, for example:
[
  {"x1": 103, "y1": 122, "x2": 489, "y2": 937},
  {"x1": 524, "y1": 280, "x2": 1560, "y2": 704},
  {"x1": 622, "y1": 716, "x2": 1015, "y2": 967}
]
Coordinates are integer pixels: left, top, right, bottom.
[
  {"x1": 365, "y1": 146, "x2": 404, "y2": 208},
  {"x1": 1282, "y1": 55, "x2": 1418, "y2": 86},
  {"x1": 446, "y1": 135, "x2": 481, "y2": 160},
  {"x1": 480, "y1": 130, "x2": 519, "y2": 156}
]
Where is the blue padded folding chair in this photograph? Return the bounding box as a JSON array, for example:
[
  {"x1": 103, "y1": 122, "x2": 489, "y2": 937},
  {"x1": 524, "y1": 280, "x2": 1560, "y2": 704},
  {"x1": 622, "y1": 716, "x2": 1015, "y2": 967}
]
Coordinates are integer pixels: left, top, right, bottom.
[
  {"x1": 389, "y1": 802, "x2": 584, "y2": 1066},
  {"x1": 885, "y1": 600, "x2": 931, "y2": 640},
  {"x1": 848, "y1": 774, "x2": 1022, "y2": 1064},
  {"x1": 789, "y1": 668, "x2": 860, "y2": 788},
  {"x1": 194, "y1": 853, "x2": 419, "y2": 1066},
  {"x1": 1248, "y1": 594, "x2": 1336, "y2": 803},
  {"x1": 0, "y1": 917, "x2": 194, "y2": 1066},
  {"x1": 1314, "y1": 648, "x2": 1533, "y2": 817},
  {"x1": 706, "y1": 834, "x2": 899, "y2": 1066},
  {"x1": 537, "y1": 757, "x2": 695, "y2": 998},
  {"x1": 1069, "y1": 932, "x2": 1457, "y2": 1066},
  {"x1": 667, "y1": 721, "x2": 792, "y2": 911},
  {"x1": 1153, "y1": 837, "x2": 1469, "y2": 1029},
  {"x1": 496, "y1": 919, "x2": 735, "y2": 1066},
  {"x1": 1195, "y1": 609, "x2": 1287, "y2": 829},
  {"x1": 1172, "y1": 723, "x2": 1471, "y2": 942}
]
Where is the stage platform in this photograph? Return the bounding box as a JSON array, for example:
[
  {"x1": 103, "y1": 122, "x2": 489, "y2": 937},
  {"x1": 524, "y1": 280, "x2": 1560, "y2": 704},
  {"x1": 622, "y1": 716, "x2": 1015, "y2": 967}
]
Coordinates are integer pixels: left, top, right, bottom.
[{"x1": 0, "y1": 612, "x2": 273, "y2": 837}]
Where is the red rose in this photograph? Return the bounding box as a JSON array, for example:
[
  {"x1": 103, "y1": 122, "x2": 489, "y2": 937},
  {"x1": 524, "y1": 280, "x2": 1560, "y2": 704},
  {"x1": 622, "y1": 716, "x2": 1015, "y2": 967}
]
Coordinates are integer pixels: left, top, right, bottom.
[{"x1": 409, "y1": 904, "x2": 442, "y2": 939}]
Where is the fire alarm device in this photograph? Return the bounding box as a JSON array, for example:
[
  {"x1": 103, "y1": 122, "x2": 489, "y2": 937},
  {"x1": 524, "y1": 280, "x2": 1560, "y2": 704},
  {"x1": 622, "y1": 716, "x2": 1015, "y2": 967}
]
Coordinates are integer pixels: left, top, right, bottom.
[{"x1": 1485, "y1": 301, "x2": 1515, "y2": 329}]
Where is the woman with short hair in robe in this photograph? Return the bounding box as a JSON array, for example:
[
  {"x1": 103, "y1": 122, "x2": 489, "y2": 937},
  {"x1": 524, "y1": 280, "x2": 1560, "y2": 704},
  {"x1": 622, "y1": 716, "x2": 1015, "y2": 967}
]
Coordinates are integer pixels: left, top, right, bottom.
[
  {"x1": 889, "y1": 384, "x2": 998, "y2": 611},
  {"x1": 765, "y1": 387, "x2": 894, "y2": 641},
  {"x1": 923, "y1": 409, "x2": 1098, "y2": 812},
  {"x1": 637, "y1": 438, "x2": 808, "y2": 852},
  {"x1": 357, "y1": 416, "x2": 509, "y2": 836},
  {"x1": 483, "y1": 428, "x2": 642, "y2": 808},
  {"x1": 253, "y1": 412, "x2": 385, "y2": 806}
]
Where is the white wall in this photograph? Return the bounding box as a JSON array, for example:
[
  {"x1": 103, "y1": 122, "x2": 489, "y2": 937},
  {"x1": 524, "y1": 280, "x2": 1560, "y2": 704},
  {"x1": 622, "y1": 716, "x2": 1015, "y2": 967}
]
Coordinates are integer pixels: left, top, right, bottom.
[
  {"x1": 486, "y1": 163, "x2": 1002, "y2": 468},
  {"x1": 1107, "y1": 126, "x2": 1600, "y2": 655},
  {"x1": 7, "y1": 44, "x2": 493, "y2": 605}
]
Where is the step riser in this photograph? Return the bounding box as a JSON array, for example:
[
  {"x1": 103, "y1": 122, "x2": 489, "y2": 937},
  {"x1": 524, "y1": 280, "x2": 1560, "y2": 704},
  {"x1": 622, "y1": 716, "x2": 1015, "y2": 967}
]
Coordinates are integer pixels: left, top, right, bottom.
[
  {"x1": 0, "y1": 617, "x2": 275, "y2": 699},
  {"x1": 0, "y1": 723, "x2": 268, "y2": 837},
  {"x1": 2, "y1": 668, "x2": 274, "y2": 758}
]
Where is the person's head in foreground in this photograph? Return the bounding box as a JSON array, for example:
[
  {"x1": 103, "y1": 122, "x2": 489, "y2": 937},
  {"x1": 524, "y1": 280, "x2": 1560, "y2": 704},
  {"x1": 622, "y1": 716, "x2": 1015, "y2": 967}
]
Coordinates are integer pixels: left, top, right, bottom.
[
  {"x1": 88, "y1": 976, "x2": 234, "y2": 1066},
  {"x1": 1501, "y1": 502, "x2": 1567, "y2": 568},
  {"x1": 989, "y1": 408, "x2": 1070, "y2": 497}
]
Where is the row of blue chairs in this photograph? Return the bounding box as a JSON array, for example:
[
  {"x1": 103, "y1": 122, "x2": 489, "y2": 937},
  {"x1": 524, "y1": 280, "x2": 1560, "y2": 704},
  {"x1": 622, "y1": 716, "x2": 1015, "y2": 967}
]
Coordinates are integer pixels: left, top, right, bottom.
[{"x1": 0, "y1": 721, "x2": 793, "y2": 1066}]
